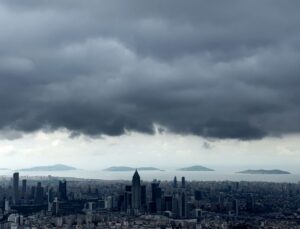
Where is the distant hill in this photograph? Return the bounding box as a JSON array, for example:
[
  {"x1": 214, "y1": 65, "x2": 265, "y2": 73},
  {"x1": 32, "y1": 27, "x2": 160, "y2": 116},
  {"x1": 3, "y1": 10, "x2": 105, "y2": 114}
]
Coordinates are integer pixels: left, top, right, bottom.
[
  {"x1": 103, "y1": 166, "x2": 162, "y2": 172},
  {"x1": 237, "y1": 169, "x2": 290, "y2": 175},
  {"x1": 20, "y1": 164, "x2": 76, "y2": 171},
  {"x1": 138, "y1": 167, "x2": 164, "y2": 171},
  {"x1": 177, "y1": 165, "x2": 214, "y2": 171}
]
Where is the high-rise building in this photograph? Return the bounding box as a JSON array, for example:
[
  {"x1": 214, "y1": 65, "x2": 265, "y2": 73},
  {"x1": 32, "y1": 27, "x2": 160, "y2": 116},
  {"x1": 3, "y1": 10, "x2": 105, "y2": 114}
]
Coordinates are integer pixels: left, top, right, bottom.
[
  {"x1": 164, "y1": 196, "x2": 173, "y2": 211},
  {"x1": 233, "y1": 199, "x2": 239, "y2": 217},
  {"x1": 105, "y1": 196, "x2": 113, "y2": 210},
  {"x1": 117, "y1": 194, "x2": 125, "y2": 211},
  {"x1": 195, "y1": 208, "x2": 202, "y2": 222},
  {"x1": 21, "y1": 179, "x2": 27, "y2": 201},
  {"x1": 4, "y1": 198, "x2": 10, "y2": 212},
  {"x1": 173, "y1": 176, "x2": 177, "y2": 188},
  {"x1": 150, "y1": 181, "x2": 160, "y2": 213},
  {"x1": 155, "y1": 187, "x2": 162, "y2": 212},
  {"x1": 58, "y1": 180, "x2": 67, "y2": 201},
  {"x1": 124, "y1": 185, "x2": 132, "y2": 211},
  {"x1": 172, "y1": 193, "x2": 179, "y2": 218},
  {"x1": 35, "y1": 182, "x2": 44, "y2": 204},
  {"x1": 141, "y1": 185, "x2": 146, "y2": 210},
  {"x1": 179, "y1": 191, "x2": 186, "y2": 218},
  {"x1": 151, "y1": 181, "x2": 160, "y2": 203},
  {"x1": 131, "y1": 170, "x2": 141, "y2": 210},
  {"x1": 47, "y1": 188, "x2": 54, "y2": 212},
  {"x1": 181, "y1": 177, "x2": 186, "y2": 189},
  {"x1": 13, "y1": 172, "x2": 19, "y2": 205},
  {"x1": 186, "y1": 202, "x2": 194, "y2": 219},
  {"x1": 30, "y1": 186, "x2": 36, "y2": 200},
  {"x1": 53, "y1": 197, "x2": 59, "y2": 215}
]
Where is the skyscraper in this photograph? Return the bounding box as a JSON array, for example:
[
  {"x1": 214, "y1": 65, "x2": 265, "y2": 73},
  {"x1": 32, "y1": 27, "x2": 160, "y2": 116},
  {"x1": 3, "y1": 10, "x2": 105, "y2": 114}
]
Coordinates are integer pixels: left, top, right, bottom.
[
  {"x1": 131, "y1": 170, "x2": 141, "y2": 210},
  {"x1": 13, "y1": 172, "x2": 19, "y2": 205},
  {"x1": 21, "y1": 179, "x2": 27, "y2": 201},
  {"x1": 58, "y1": 180, "x2": 67, "y2": 201},
  {"x1": 172, "y1": 193, "x2": 179, "y2": 218},
  {"x1": 124, "y1": 185, "x2": 132, "y2": 211},
  {"x1": 47, "y1": 188, "x2": 54, "y2": 212},
  {"x1": 164, "y1": 196, "x2": 173, "y2": 211},
  {"x1": 181, "y1": 176, "x2": 186, "y2": 189},
  {"x1": 150, "y1": 180, "x2": 161, "y2": 213},
  {"x1": 173, "y1": 176, "x2": 177, "y2": 188},
  {"x1": 179, "y1": 191, "x2": 186, "y2": 218},
  {"x1": 141, "y1": 185, "x2": 146, "y2": 210},
  {"x1": 35, "y1": 182, "x2": 44, "y2": 204}
]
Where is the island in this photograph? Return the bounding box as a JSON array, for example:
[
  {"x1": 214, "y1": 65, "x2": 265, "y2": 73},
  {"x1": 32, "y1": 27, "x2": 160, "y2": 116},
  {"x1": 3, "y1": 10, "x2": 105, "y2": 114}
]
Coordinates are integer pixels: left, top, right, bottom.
[
  {"x1": 177, "y1": 165, "x2": 214, "y2": 171},
  {"x1": 237, "y1": 169, "x2": 291, "y2": 175},
  {"x1": 20, "y1": 164, "x2": 77, "y2": 171},
  {"x1": 103, "y1": 166, "x2": 163, "y2": 172}
]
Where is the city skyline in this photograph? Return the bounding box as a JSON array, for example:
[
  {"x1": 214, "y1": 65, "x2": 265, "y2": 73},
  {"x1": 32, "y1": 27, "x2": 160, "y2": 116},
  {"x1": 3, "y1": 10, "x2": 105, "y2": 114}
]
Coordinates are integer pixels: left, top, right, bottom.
[{"x1": 0, "y1": 170, "x2": 299, "y2": 228}]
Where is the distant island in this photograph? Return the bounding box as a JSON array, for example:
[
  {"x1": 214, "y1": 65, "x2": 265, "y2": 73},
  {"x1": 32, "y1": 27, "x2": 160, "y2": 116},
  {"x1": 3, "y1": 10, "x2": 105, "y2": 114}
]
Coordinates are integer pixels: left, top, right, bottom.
[
  {"x1": 237, "y1": 169, "x2": 291, "y2": 175},
  {"x1": 177, "y1": 165, "x2": 214, "y2": 171},
  {"x1": 20, "y1": 164, "x2": 77, "y2": 171},
  {"x1": 138, "y1": 167, "x2": 163, "y2": 171},
  {"x1": 103, "y1": 166, "x2": 163, "y2": 172}
]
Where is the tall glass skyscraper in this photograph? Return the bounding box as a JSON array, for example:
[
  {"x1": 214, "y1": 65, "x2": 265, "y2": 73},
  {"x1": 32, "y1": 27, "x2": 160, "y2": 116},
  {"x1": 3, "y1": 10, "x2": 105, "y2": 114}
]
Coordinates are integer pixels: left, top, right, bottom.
[
  {"x1": 131, "y1": 170, "x2": 141, "y2": 210},
  {"x1": 13, "y1": 172, "x2": 19, "y2": 205}
]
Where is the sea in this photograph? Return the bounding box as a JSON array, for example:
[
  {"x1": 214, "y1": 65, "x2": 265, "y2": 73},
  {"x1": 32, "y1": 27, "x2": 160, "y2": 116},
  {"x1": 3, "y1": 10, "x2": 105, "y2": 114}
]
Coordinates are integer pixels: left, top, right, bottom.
[{"x1": 1, "y1": 170, "x2": 300, "y2": 183}]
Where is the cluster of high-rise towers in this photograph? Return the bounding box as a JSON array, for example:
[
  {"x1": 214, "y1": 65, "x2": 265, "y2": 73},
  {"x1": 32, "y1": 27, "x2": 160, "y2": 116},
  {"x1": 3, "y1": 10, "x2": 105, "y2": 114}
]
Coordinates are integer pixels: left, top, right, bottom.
[
  {"x1": 9, "y1": 170, "x2": 191, "y2": 219},
  {"x1": 123, "y1": 170, "x2": 188, "y2": 218},
  {"x1": 10, "y1": 172, "x2": 67, "y2": 207}
]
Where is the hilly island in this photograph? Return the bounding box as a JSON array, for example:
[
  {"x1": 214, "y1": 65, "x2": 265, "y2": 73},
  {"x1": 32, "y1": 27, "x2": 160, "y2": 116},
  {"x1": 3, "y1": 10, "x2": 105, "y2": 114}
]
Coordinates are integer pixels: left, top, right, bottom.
[
  {"x1": 237, "y1": 169, "x2": 290, "y2": 175},
  {"x1": 177, "y1": 165, "x2": 214, "y2": 171},
  {"x1": 20, "y1": 164, "x2": 76, "y2": 171}
]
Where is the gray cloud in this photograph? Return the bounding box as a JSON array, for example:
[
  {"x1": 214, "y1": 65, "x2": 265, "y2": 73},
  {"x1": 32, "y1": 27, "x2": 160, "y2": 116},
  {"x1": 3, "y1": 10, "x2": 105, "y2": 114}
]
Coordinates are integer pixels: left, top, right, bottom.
[
  {"x1": 0, "y1": 1, "x2": 300, "y2": 139},
  {"x1": 202, "y1": 142, "x2": 212, "y2": 150}
]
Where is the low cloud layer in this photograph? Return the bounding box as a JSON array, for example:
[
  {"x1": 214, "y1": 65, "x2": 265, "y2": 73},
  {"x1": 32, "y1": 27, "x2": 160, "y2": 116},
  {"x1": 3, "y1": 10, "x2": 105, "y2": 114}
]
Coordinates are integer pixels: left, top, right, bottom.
[{"x1": 1, "y1": 1, "x2": 300, "y2": 140}]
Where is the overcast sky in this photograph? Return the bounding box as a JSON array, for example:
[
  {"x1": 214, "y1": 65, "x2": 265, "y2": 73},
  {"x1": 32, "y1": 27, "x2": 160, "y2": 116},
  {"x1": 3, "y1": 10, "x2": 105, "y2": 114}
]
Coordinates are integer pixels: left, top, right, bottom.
[{"x1": 1, "y1": 1, "x2": 300, "y2": 170}]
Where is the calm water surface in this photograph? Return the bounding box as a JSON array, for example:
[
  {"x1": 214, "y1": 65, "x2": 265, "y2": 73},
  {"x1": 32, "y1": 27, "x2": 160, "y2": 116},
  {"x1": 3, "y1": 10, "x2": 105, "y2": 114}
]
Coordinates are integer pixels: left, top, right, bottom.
[{"x1": 0, "y1": 170, "x2": 299, "y2": 183}]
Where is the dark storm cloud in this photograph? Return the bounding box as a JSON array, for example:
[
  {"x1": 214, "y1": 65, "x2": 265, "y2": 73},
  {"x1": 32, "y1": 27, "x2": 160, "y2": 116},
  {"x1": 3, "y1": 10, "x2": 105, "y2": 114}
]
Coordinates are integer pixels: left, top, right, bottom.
[{"x1": 1, "y1": 0, "x2": 300, "y2": 139}]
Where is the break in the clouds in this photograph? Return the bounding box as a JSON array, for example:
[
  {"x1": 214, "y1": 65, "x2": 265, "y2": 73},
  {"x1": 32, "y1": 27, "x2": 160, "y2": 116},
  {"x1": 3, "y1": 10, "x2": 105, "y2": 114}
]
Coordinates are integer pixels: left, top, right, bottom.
[{"x1": 1, "y1": 0, "x2": 300, "y2": 140}]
